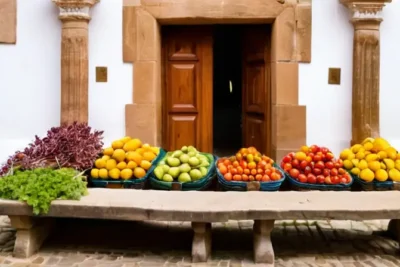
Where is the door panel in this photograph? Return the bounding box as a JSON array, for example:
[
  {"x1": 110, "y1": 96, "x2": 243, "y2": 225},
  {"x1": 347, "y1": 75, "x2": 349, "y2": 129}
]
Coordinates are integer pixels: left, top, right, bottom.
[
  {"x1": 167, "y1": 115, "x2": 198, "y2": 150},
  {"x1": 242, "y1": 26, "x2": 271, "y2": 155},
  {"x1": 162, "y1": 26, "x2": 213, "y2": 152}
]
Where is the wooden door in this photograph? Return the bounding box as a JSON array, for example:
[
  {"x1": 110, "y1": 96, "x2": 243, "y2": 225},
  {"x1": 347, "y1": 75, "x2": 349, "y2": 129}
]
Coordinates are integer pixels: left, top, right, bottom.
[
  {"x1": 162, "y1": 26, "x2": 213, "y2": 153},
  {"x1": 241, "y1": 26, "x2": 272, "y2": 155}
]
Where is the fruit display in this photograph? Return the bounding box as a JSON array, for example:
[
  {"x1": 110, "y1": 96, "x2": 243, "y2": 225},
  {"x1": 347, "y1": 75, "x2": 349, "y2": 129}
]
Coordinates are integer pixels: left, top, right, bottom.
[
  {"x1": 217, "y1": 147, "x2": 283, "y2": 182},
  {"x1": 340, "y1": 137, "x2": 400, "y2": 183},
  {"x1": 281, "y1": 145, "x2": 352, "y2": 185},
  {"x1": 90, "y1": 137, "x2": 160, "y2": 180},
  {"x1": 153, "y1": 146, "x2": 213, "y2": 183}
]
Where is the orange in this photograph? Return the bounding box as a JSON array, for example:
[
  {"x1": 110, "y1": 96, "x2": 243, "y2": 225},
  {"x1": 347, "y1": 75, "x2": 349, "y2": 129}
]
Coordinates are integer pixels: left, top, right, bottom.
[{"x1": 133, "y1": 167, "x2": 146, "y2": 179}]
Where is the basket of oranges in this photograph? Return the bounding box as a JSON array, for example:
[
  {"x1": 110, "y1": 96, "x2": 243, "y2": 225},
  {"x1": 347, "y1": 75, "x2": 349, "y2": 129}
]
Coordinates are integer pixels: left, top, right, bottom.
[
  {"x1": 89, "y1": 137, "x2": 166, "y2": 189},
  {"x1": 216, "y1": 147, "x2": 286, "y2": 191}
]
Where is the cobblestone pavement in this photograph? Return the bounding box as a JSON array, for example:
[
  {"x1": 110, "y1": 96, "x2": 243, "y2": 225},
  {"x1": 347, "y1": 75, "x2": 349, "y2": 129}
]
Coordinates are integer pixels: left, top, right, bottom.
[{"x1": 0, "y1": 216, "x2": 398, "y2": 266}]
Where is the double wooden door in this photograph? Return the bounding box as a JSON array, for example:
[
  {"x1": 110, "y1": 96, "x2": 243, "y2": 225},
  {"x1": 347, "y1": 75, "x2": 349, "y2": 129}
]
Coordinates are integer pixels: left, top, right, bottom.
[{"x1": 162, "y1": 25, "x2": 271, "y2": 155}]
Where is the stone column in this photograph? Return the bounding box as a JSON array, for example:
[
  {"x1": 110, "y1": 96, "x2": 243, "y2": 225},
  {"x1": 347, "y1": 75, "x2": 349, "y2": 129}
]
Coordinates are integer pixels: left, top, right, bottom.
[
  {"x1": 340, "y1": 0, "x2": 390, "y2": 145},
  {"x1": 52, "y1": 0, "x2": 99, "y2": 124}
]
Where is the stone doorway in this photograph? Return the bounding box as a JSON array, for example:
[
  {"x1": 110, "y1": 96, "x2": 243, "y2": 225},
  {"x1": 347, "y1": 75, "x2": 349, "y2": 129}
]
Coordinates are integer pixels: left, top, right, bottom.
[{"x1": 122, "y1": 0, "x2": 311, "y2": 160}]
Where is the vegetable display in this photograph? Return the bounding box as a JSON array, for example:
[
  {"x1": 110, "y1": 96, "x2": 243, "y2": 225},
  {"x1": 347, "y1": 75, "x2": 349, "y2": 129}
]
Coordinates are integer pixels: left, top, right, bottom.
[
  {"x1": 0, "y1": 122, "x2": 104, "y2": 176},
  {"x1": 0, "y1": 168, "x2": 88, "y2": 215}
]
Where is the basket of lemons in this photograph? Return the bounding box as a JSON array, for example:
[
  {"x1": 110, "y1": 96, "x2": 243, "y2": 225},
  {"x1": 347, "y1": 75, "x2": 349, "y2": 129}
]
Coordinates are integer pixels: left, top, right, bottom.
[
  {"x1": 89, "y1": 137, "x2": 165, "y2": 189},
  {"x1": 340, "y1": 137, "x2": 400, "y2": 191}
]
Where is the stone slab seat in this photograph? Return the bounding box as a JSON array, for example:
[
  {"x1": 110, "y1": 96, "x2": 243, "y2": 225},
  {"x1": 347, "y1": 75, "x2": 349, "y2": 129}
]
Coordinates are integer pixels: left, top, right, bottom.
[{"x1": 2, "y1": 189, "x2": 400, "y2": 264}]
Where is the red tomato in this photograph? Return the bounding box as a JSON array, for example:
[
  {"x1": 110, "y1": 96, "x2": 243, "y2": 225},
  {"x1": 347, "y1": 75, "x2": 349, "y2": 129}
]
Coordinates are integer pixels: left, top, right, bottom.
[
  {"x1": 323, "y1": 169, "x2": 330, "y2": 177},
  {"x1": 289, "y1": 168, "x2": 300, "y2": 178},
  {"x1": 338, "y1": 168, "x2": 346, "y2": 175},
  {"x1": 300, "y1": 160, "x2": 308, "y2": 169},
  {"x1": 307, "y1": 174, "x2": 317, "y2": 184},
  {"x1": 340, "y1": 176, "x2": 348, "y2": 184},
  {"x1": 315, "y1": 161, "x2": 324, "y2": 169},
  {"x1": 283, "y1": 163, "x2": 292, "y2": 172},
  {"x1": 282, "y1": 155, "x2": 292, "y2": 163},
  {"x1": 298, "y1": 174, "x2": 307, "y2": 183},
  {"x1": 291, "y1": 159, "x2": 299, "y2": 168},
  {"x1": 313, "y1": 154, "x2": 322, "y2": 162},
  {"x1": 313, "y1": 168, "x2": 322, "y2": 175},
  {"x1": 331, "y1": 176, "x2": 340, "y2": 184},
  {"x1": 224, "y1": 173, "x2": 232, "y2": 181},
  {"x1": 325, "y1": 161, "x2": 334, "y2": 169},
  {"x1": 325, "y1": 152, "x2": 334, "y2": 161},
  {"x1": 258, "y1": 160, "x2": 267, "y2": 169},
  {"x1": 240, "y1": 160, "x2": 248, "y2": 169},
  {"x1": 324, "y1": 176, "x2": 332, "y2": 184},
  {"x1": 330, "y1": 168, "x2": 338, "y2": 176},
  {"x1": 320, "y1": 147, "x2": 329, "y2": 154},
  {"x1": 231, "y1": 168, "x2": 238, "y2": 175},
  {"x1": 310, "y1": 145, "x2": 320, "y2": 153},
  {"x1": 304, "y1": 166, "x2": 312, "y2": 175},
  {"x1": 316, "y1": 175, "x2": 325, "y2": 184}
]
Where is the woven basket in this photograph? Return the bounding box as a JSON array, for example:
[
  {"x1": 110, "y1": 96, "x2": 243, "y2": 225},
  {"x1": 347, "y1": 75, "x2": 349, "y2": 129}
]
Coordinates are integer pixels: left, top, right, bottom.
[
  {"x1": 149, "y1": 153, "x2": 216, "y2": 191},
  {"x1": 285, "y1": 171, "x2": 353, "y2": 191},
  {"x1": 89, "y1": 148, "x2": 166, "y2": 189},
  {"x1": 351, "y1": 173, "x2": 400, "y2": 191},
  {"x1": 216, "y1": 161, "x2": 286, "y2": 192}
]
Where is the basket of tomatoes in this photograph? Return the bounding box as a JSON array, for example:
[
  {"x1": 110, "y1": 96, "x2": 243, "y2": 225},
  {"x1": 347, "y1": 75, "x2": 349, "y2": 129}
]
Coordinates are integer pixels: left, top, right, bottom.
[
  {"x1": 281, "y1": 145, "x2": 353, "y2": 191},
  {"x1": 216, "y1": 147, "x2": 286, "y2": 191}
]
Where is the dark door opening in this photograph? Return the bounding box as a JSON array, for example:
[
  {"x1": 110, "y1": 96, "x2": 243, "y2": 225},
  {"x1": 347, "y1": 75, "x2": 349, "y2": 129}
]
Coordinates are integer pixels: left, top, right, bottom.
[{"x1": 213, "y1": 25, "x2": 243, "y2": 157}]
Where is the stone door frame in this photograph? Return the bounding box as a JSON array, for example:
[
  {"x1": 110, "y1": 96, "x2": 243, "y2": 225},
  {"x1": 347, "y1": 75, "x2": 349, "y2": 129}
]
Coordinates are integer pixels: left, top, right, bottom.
[{"x1": 122, "y1": 0, "x2": 311, "y2": 159}]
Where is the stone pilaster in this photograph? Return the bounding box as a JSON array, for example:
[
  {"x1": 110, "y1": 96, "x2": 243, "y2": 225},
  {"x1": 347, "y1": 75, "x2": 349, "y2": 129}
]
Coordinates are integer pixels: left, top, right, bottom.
[
  {"x1": 52, "y1": 0, "x2": 99, "y2": 124},
  {"x1": 340, "y1": 0, "x2": 390, "y2": 145}
]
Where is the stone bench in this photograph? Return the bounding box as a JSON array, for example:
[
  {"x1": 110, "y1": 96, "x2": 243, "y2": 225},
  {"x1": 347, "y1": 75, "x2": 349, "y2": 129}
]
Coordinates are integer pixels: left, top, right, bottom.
[{"x1": 1, "y1": 189, "x2": 400, "y2": 265}]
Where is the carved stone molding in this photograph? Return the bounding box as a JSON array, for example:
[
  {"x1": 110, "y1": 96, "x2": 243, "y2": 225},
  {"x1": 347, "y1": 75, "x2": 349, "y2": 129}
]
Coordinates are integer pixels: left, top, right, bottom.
[
  {"x1": 52, "y1": 0, "x2": 99, "y2": 124},
  {"x1": 123, "y1": 0, "x2": 312, "y2": 159},
  {"x1": 340, "y1": 0, "x2": 391, "y2": 144}
]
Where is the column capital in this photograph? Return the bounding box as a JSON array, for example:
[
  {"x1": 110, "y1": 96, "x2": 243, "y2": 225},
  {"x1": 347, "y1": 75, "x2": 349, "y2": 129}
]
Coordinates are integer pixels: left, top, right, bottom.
[
  {"x1": 340, "y1": 0, "x2": 391, "y2": 29},
  {"x1": 52, "y1": 0, "x2": 99, "y2": 21}
]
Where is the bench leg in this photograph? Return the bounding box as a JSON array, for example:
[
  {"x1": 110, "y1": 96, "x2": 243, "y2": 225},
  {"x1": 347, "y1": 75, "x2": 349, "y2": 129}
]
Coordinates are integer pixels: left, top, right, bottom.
[
  {"x1": 253, "y1": 220, "x2": 275, "y2": 265},
  {"x1": 388, "y1": 219, "x2": 400, "y2": 241},
  {"x1": 9, "y1": 216, "x2": 55, "y2": 258},
  {"x1": 191, "y1": 222, "x2": 212, "y2": 263}
]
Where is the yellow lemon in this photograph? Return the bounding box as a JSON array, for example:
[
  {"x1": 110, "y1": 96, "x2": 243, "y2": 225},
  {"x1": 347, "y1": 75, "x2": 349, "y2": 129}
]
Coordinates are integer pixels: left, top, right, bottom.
[
  {"x1": 363, "y1": 142, "x2": 373, "y2": 151},
  {"x1": 351, "y1": 144, "x2": 363, "y2": 154},
  {"x1": 112, "y1": 149, "x2": 126, "y2": 162},
  {"x1": 380, "y1": 162, "x2": 387, "y2": 170},
  {"x1": 360, "y1": 169, "x2": 374, "y2": 182},
  {"x1": 397, "y1": 153, "x2": 400, "y2": 160},
  {"x1": 95, "y1": 158, "x2": 106, "y2": 169},
  {"x1": 126, "y1": 151, "x2": 142, "y2": 165},
  {"x1": 133, "y1": 167, "x2": 146, "y2": 179},
  {"x1": 378, "y1": 151, "x2": 387, "y2": 159},
  {"x1": 351, "y1": 167, "x2": 360, "y2": 176},
  {"x1": 121, "y1": 169, "x2": 133, "y2": 180},
  {"x1": 91, "y1": 168, "x2": 99, "y2": 178},
  {"x1": 347, "y1": 153, "x2": 356, "y2": 160},
  {"x1": 372, "y1": 138, "x2": 390, "y2": 152},
  {"x1": 343, "y1": 160, "x2": 353, "y2": 170},
  {"x1": 355, "y1": 151, "x2": 365, "y2": 160},
  {"x1": 365, "y1": 153, "x2": 378, "y2": 162},
  {"x1": 340, "y1": 149, "x2": 352, "y2": 160},
  {"x1": 143, "y1": 151, "x2": 156, "y2": 162},
  {"x1": 140, "y1": 160, "x2": 152, "y2": 170},
  {"x1": 123, "y1": 139, "x2": 142, "y2": 152},
  {"x1": 127, "y1": 161, "x2": 138, "y2": 169},
  {"x1": 112, "y1": 140, "x2": 124, "y2": 150},
  {"x1": 351, "y1": 159, "x2": 360, "y2": 167},
  {"x1": 103, "y1": 147, "x2": 114, "y2": 156},
  {"x1": 368, "y1": 161, "x2": 381, "y2": 172},
  {"x1": 375, "y1": 169, "x2": 388, "y2": 182},
  {"x1": 362, "y1": 137, "x2": 375, "y2": 145},
  {"x1": 385, "y1": 147, "x2": 397, "y2": 160},
  {"x1": 383, "y1": 159, "x2": 394, "y2": 170},
  {"x1": 106, "y1": 159, "x2": 117, "y2": 170},
  {"x1": 358, "y1": 159, "x2": 368, "y2": 170},
  {"x1": 395, "y1": 163, "x2": 400, "y2": 171},
  {"x1": 389, "y1": 169, "x2": 400, "y2": 182},
  {"x1": 142, "y1": 143, "x2": 151, "y2": 150},
  {"x1": 102, "y1": 155, "x2": 110, "y2": 161},
  {"x1": 364, "y1": 151, "x2": 371, "y2": 156},
  {"x1": 151, "y1": 147, "x2": 160, "y2": 155},
  {"x1": 99, "y1": 168, "x2": 108, "y2": 179},
  {"x1": 109, "y1": 168, "x2": 120, "y2": 179},
  {"x1": 120, "y1": 136, "x2": 132, "y2": 144},
  {"x1": 136, "y1": 148, "x2": 145, "y2": 155},
  {"x1": 117, "y1": 161, "x2": 127, "y2": 170}
]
